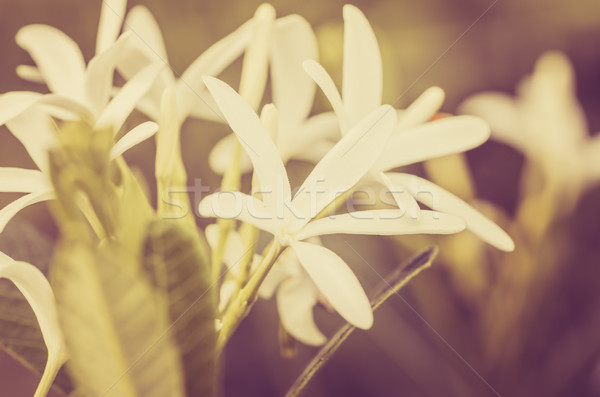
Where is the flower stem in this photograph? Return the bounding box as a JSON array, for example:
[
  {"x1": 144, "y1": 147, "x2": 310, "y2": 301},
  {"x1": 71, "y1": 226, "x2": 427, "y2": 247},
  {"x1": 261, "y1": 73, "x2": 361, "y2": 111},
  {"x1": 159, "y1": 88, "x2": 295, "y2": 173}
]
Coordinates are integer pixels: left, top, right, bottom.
[
  {"x1": 210, "y1": 142, "x2": 243, "y2": 287},
  {"x1": 217, "y1": 240, "x2": 282, "y2": 352}
]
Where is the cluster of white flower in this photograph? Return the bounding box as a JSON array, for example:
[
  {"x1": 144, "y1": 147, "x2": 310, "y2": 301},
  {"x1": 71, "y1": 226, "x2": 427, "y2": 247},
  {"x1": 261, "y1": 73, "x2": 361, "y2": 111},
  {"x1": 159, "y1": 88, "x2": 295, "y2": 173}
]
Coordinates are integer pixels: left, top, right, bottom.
[{"x1": 0, "y1": 1, "x2": 518, "y2": 395}]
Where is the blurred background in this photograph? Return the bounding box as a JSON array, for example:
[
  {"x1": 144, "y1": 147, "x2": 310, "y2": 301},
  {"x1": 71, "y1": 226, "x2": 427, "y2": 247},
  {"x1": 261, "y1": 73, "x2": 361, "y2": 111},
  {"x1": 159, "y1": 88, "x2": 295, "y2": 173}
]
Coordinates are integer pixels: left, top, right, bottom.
[{"x1": 0, "y1": 0, "x2": 599, "y2": 396}]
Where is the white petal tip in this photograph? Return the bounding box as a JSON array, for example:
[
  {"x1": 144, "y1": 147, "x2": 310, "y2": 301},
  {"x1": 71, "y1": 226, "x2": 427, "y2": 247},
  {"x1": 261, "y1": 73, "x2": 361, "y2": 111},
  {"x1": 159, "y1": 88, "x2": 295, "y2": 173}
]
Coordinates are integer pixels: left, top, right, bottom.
[
  {"x1": 343, "y1": 4, "x2": 362, "y2": 16},
  {"x1": 354, "y1": 311, "x2": 374, "y2": 330},
  {"x1": 424, "y1": 86, "x2": 445, "y2": 103},
  {"x1": 496, "y1": 234, "x2": 515, "y2": 252},
  {"x1": 256, "y1": 3, "x2": 276, "y2": 20}
]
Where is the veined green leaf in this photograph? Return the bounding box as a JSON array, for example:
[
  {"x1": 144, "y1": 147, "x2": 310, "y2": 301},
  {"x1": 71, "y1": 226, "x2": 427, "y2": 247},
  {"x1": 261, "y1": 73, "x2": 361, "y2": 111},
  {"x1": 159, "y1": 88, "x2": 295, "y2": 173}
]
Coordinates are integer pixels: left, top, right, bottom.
[
  {"x1": 284, "y1": 246, "x2": 438, "y2": 397},
  {"x1": 51, "y1": 238, "x2": 186, "y2": 397},
  {"x1": 142, "y1": 220, "x2": 217, "y2": 397},
  {"x1": 0, "y1": 222, "x2": 73, "y2": 395}
]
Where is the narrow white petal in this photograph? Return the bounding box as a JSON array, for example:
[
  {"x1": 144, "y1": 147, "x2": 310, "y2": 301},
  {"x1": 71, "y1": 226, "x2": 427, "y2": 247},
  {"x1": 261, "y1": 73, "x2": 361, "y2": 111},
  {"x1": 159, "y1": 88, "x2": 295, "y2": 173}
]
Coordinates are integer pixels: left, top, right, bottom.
[
  {"x1": 271, "y1": 15, "x2": 318, "y2": 128},
  {"x1": 95, "y1": 62, "x2": 164, "y2": 133},
  {"x1": 387, "y1": 173, "x2": 515, "y2": 251},
  {"x1": 376, "y1": 115, "x2": 490, "y2": 171},
  {"x1": 110, "y1": 121, "x2": 158, "y2": 159},
  {"x1": 0, "y1": 189, "x2": 54, "y2": 233},
  {"x1": 124, "y1": 5, "x2": 168, "y2": 62},
  {"x1": 0, "y1": 168, "x2": 49, "y2": 193},
  {"x1": 277, "y1": 277, "x2": 327, "y2": 346},
  {"x1": 198, "y1": 192, "x2": 281, "y2": 236},
  {"x1": 0, "y1": 91, "x2": 43, "y2": 126},
  {"x1": 238, "y1": 4, "x2": 275, "y2": 110},
  {"x1": 16, "y1": 65, "x2": 44, "y2": 84},
  {"x1": 280, "y1": 111, "x2": 339, "y2": 162},
  {"x1": 291, "y1": 241, "x2": 373, "y2": 329},
  {"x1": 118, "y1": 5, "x2": 175, "y2": 104},
  {"x1": 5, "y1": 107, "x2": 58, "y2": 174},
  {"x1": 342, "y1": 4, "x2": 382, "y2": 124},
  {"x1": 203, "y1": 77, "x2": 291, "y2": 210},
  {"x1": 0, "y1": 253, "x2": 67, "y2": 397},
  {"x1": 377, "y1": 170, "x2": 421, "y2": 220},
  {"x1": 303, "y1": 60, "x2": 350, "y2": 134},
  {"x1": 205, "y1": 224, "x2": 249, "y2": 274},
  {"x1": 96, "y1": 0, "x2": 127, "y2": 55},
  {"x1": 0, "y1": 92, "x2": 92, "y2": 127},
  {"x1": 459, "y1": 92, "x2": 524, "y2": 150},
  {"x1": 297, "y1": 210, "x2": 465, "y2": 240},
  {"x1": 289, "y1": 140, "x2": 335, "y2": 165},
  {"x1": 396, "y1": 86, "x2": 445, "y2": 130},
  {"x1": 208, "y1": 134, "x2": 253, "y2": 175},
  {"x1": 84, "y1": 32, "x2": 131, "y2": 117},
  {"x1": 258, "y1": 256, "x2": 291, "y2": 300},
  {"x1": 176, "y1": 19, "x2": 255, "y2": 120},
  {"x1": 16, "y1": 25, "x2": 85, "y2": 101},
  {"x1": 292, "y1": 105, "x2": 396, "y2": 223}
]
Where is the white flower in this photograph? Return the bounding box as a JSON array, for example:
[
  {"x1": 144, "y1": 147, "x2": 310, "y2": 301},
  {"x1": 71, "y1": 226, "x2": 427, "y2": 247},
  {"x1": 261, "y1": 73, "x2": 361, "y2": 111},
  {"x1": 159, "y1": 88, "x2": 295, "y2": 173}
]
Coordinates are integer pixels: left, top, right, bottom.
[
  {"x1": 258, "y1": 238, "x2": 331, "y2": 346},
  {"x1": 198, "y1": 76, "x2": 466, "y2": 330},
  {"x1": 0, "y1": 251, "x2": 67, "y2": 397},
  {"x1": 208, "y1": 11, "x2": 339, "y2": 174},
  {"x1": 0, "y1": 109, "x2": 157, "y2": 233},
  {"x1": 459, "y1": 51, "x2": 600, "y2": 207},
  {"x1": 0, "y1": 0, "x2": 162, "y2": 135},
  {"x1": 118, "y1": 3, "x2": 274, "y2": 124},
  {"x1": 0, "y1": 0, "x2": 160, "y2": 232},
  {"x1": 302, "y1": 4, "x2": 514, "y2": 251},
  {"x1": 206, "y1": 222, "x2": 328, "y2": 346}
]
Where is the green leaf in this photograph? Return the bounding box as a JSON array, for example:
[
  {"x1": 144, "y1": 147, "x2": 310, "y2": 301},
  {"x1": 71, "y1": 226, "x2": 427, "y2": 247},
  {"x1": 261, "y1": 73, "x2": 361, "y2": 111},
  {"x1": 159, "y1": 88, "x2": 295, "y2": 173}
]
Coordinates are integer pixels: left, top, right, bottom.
[
  {"x1": 51, "y1": 238, "x2": 186, "y2": 397},
  {"x1": 0, "y1": 221, "x2": 73, "y2": 395},
  {"x1": 284, "y1": 246, "x2": 438, "y2": 397},
  {"x1": 142, "y1": 220, "x2": 217, "y2": 397}
]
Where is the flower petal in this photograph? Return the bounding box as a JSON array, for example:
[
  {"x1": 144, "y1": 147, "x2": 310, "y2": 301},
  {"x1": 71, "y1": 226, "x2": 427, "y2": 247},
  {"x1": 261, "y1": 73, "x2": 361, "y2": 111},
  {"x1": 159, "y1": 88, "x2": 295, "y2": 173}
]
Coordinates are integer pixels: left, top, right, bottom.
[
  {"x1": 259, "y1": 247, "x2": 296, "y2": 299},
  {"x1": 459, "y1": 92, "x2": 524, "y2": 151},
  {"x1": 84, "y1": 32, "x2": 131, "y2": 117},
  {"x1": 303, "y1": 60, "x2": 350, "y2": 134},
  {"x1": 95, "y1": 62, "x2": 164, "y2": 133},
  {"x1": 208, "y1": 134, "x2": 253, "y2": 175},
  {"x1": 396, "y1": 86, "x2": 445, "y2": 130},
  {"x1": 292, "y1": 105, "x2": 396, "y2": 223},
  {"x1": 342, "y1": 4, "x2": 382, "y2": 125},
  {"x1": 203, "y1": 77, "x2": 291, "y2": 209},
  {"x1": 297, "y1": 209, "x2": 465, "y2": 240},
  {"x1": 271, "y1": 15, "x2": 318, "y2": 129},
  {"x1": 280, "y1": 111, "x2": 339, "y2": 162},
  {"x1": 277, "y1": 276, "x2": 327, "y2": 346},
  {"x1": 0, "y1": 168, "x2": 50, "y2": 193},
  {"x1": 110, "y1": 121, "x2": 158, "y2": 159},
  {"x1": 0, "y1": 253, "x2": 67, "y2": 397},
  {"x1": 119, "y1": 5, "x2": 175, "y2": 115},
  {"x1": 377, "y1": 170, "x2": 421, "y2": 219},
  {"x1": 198, "y1": 192, "x2": 280, "y2": 236},
  {"x1": 291, "y1": 240, "x2": 373, "y2": 329},
  {"x1": 0, "y1": 190, "x2": 54, "y2": 233},
  {"x1": 375, "y1": 115, "x2": 490, "y2": 171},
  {"x1": 0, "y1": 91, "x2": 92, "y2": 127},
  {"x1": 16, "y1": 24, "x2": 86, "y2": 101},
  {"x1": 176, "y1": 18, "x2": 256, "y2": 120},
  {"x1": 16, "y1": 65, "x2": 45, "y2": 84},
  {"x1": 387, "y1": 173, "x2": 515, "y2": 251},
  {"x1": 0, "y1": 91, "x2": 42, "y2": 126},
  {"x1": 5, "y1": 106, "x2": 58, "y2": 173},
  {"x1": 124, "y1": 5, "x2": 168, "y2": 63},
  {"x1": 205, "y1": 224, "x2": 251, "y2": 275},
  {"x1": 238, "y1": 4, "x2": 275, "y2": 110},
  {"x1": 96, "y1": 0, "x2": 127, "y2": 55}
]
